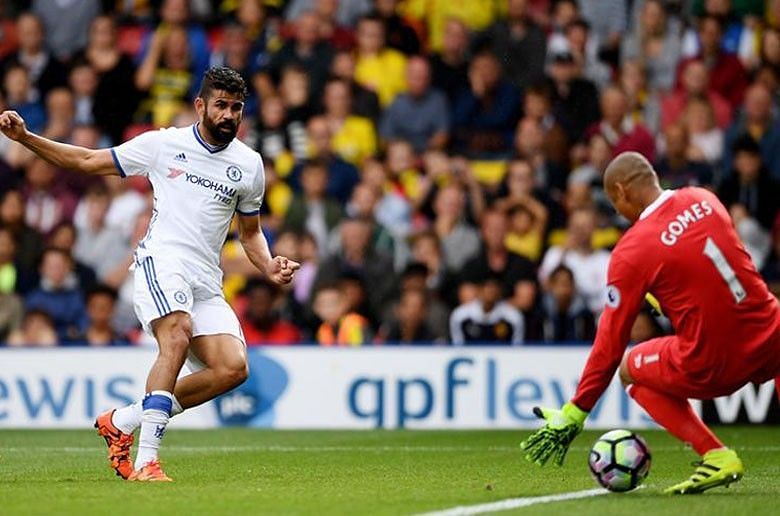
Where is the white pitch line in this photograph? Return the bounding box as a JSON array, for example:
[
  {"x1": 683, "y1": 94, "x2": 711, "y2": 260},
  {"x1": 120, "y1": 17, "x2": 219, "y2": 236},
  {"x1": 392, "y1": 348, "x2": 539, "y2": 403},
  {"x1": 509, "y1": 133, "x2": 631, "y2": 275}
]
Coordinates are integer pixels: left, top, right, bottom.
[
  {"x1": 415, "y1": 488, "x2": 610, "y2": 516},
  {"x1": 2, "y1": 445, "x2": 779, "y2": 454}
]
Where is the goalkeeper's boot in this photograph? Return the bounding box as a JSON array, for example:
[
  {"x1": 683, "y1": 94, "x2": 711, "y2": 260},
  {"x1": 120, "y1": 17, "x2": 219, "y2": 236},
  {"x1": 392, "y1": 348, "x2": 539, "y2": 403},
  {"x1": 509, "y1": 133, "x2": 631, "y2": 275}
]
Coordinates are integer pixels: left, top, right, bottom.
[
  {"x1": 664, "y1": 448, "x2": 744, "y2": 494},
  {"x1": 95, "y1": 409, "x2": 135, "y2": 480},
  {"x1": 129, "y1": 459, "x2": 173, "y2": 482}
]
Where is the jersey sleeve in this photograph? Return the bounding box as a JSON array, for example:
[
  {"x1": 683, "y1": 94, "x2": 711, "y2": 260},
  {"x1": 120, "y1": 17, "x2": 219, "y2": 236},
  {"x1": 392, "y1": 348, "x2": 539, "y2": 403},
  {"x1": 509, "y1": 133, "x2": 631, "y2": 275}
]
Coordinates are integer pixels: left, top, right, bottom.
[
  {"x1": 236, "y1": 156, "x2": 266, "y2": 216},
  {"x1": 571, "y1": 252, "x2": 647, "y2": 412},
  {"x1": 110, "y1": 130, "x2": 163, "y2": 178}
]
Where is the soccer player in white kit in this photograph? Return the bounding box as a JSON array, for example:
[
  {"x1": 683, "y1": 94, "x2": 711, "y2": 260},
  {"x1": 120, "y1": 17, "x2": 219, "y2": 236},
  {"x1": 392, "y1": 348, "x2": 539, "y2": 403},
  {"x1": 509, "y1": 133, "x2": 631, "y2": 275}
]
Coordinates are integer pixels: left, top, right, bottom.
[{"x1": 0, "y1": 67, "x2": 299, "y2": 481}]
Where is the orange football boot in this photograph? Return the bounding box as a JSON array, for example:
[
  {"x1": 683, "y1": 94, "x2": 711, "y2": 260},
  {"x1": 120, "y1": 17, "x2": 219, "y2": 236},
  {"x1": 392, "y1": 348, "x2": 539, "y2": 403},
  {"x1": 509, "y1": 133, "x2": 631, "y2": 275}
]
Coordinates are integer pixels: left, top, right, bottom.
[
  {"x1": 94, "y1": 409, "x2": 135, "y2": 480},
  {"x1": 128, "y1": 459, "x2": 173, "y2": 482}
]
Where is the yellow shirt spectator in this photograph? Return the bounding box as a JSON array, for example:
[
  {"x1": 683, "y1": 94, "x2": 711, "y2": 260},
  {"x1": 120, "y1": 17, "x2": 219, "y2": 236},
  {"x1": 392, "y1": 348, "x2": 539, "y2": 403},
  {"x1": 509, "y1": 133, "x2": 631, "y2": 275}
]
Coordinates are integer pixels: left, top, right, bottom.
[
  {"x1": 355, "y1": 49, "x2": 408, "y2": 107},
  {"x1": 401, "y1": 0, "x2": 500, "y2": 51},
  {"x1": 330, "y1": 116, "x2": 378, "y2": 165}
]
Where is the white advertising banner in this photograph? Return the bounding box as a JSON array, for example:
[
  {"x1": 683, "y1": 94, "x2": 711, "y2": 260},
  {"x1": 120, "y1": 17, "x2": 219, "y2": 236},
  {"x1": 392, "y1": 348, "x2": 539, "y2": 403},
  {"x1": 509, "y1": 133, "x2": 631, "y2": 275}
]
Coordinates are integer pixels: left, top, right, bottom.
[{"x1": 0, "y1": 348, "x2": 775, "y2": 429}]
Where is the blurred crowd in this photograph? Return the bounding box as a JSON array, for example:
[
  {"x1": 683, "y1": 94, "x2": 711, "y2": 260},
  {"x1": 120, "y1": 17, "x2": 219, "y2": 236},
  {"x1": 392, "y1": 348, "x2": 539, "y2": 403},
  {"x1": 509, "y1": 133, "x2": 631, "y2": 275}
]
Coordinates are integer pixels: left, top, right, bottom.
[{"x1": 0, "y1": 0, "x2": 779, "y2": 348}]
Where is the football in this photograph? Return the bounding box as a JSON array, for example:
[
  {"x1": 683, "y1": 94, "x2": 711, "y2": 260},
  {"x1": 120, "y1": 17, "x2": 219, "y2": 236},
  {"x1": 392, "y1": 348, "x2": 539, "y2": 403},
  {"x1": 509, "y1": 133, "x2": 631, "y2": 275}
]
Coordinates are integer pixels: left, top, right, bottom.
[{"x1": 588, "y1": 429, "x2": 652, "y2": 492}]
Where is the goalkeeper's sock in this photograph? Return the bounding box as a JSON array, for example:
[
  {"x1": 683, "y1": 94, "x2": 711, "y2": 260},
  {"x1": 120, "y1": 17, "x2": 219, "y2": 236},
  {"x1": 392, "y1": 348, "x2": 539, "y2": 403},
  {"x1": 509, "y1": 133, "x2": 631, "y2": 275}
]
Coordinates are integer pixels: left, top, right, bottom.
[
  {"x1": 628, "y1": 384, "x2": 722, "y2": 455},
  {"x1": 111, "y1": 393, "x2": 184, "y2": 434},
  {"x1": 134, "y1": 391, "x2": 173, "y2": 469}
]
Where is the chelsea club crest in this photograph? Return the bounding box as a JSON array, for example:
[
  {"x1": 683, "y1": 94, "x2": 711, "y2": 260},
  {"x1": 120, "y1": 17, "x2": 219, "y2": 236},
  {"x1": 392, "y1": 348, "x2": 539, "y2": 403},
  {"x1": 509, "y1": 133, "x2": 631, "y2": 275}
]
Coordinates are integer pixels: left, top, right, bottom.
[{"x1": 226, "y1": 165, "x2": 242, "y2": 182}]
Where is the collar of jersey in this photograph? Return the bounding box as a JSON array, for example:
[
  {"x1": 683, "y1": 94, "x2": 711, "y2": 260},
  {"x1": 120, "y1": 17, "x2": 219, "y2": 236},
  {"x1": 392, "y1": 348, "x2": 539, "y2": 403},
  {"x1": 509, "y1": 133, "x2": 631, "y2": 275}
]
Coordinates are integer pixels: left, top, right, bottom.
[
  {"x1": 192, "y1": 124, "x2": 229, "y2": 154},
  {"x1": 639, "y1": 189, "x2": 674, "y2": 220}
]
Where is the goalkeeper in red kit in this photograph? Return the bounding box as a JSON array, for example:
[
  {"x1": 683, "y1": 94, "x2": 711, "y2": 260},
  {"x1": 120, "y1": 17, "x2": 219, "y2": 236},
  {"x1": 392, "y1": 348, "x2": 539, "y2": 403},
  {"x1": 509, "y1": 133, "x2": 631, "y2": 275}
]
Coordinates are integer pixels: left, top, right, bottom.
[{"x1": 521, "y1": 152, "x2": 780, "y2": 494}]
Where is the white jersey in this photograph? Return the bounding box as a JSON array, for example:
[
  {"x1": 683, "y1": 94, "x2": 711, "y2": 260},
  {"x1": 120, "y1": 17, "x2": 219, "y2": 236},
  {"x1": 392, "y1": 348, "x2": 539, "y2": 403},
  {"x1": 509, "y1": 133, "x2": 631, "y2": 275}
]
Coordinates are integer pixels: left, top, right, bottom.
[{"x1": 111, "y1": 124, "x2": 264, "y2": 281}]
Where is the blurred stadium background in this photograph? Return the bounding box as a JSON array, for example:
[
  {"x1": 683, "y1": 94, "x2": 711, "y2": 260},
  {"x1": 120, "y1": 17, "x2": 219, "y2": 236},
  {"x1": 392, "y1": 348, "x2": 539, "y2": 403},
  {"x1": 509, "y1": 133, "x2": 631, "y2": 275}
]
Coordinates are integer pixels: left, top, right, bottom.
[{"x1": 0, "y1": 0, "x2": 777, "y2": 431}]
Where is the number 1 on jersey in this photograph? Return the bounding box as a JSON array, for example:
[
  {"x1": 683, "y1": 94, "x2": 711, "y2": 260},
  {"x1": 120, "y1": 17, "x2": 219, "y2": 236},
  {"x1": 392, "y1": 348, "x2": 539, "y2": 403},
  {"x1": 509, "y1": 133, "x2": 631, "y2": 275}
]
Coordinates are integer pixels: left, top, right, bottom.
[{"x1": 703, "y1": 237, "x2": 746, "y2": 303}]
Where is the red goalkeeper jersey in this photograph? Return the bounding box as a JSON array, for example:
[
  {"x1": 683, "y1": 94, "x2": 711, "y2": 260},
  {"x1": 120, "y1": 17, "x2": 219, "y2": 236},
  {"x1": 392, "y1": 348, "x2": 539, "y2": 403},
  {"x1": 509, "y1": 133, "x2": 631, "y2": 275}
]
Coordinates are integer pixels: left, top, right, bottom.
[{"x1": 572, "y1": 187, "x2": 780, "y2": 411}]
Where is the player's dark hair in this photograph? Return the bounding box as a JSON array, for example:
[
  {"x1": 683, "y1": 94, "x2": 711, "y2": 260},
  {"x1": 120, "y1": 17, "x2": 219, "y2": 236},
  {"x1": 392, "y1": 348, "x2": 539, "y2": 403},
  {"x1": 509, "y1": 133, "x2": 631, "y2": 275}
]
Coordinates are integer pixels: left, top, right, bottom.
[{"x1": 198, "y1": 66, "x2": 248, "y2": 101}]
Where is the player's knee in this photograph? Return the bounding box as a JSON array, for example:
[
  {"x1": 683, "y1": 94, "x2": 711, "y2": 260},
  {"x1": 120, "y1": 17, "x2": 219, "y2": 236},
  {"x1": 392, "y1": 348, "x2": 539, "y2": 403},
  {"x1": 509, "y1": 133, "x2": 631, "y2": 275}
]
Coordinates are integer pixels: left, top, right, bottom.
[
  {"x1": 219, "y1": 360, "x2": 249, "y2": 390},
  {"x1": 155, "y1": 313, "x2": 193, "y2": 358},
  {"x1": 619, "y1": 354, "x2": 634, "y2": 387}
]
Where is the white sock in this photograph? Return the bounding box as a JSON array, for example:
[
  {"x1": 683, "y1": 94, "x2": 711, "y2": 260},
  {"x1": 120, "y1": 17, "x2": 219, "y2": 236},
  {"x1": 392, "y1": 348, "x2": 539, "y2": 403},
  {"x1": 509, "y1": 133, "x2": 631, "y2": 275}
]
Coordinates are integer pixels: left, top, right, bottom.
[
  {"x1": 134, "y1": 391, "x2": 173, "y2": 469},
  {"x1": 111, "y1": 394, "x2": 184, "y2": 435}
]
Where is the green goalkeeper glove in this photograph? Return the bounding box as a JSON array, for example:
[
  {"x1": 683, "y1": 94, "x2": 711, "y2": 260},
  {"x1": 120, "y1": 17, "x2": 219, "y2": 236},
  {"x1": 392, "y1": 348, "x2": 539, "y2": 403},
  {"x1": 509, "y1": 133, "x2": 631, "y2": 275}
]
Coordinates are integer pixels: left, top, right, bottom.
[{"x1": 520, "y1": 402, "x2": 589, "y2": 466}]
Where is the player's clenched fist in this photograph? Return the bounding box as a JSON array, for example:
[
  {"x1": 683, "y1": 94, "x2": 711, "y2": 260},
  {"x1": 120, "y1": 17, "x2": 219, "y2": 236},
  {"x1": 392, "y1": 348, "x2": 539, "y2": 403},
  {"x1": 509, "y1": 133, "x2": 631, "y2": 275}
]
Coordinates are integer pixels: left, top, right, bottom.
[
  {"x1": 0, "y1": 110, "x2": 28, "y2": 141},
  {"x1": 265, "y1": 255, "x2": 301, "y2": 285}
]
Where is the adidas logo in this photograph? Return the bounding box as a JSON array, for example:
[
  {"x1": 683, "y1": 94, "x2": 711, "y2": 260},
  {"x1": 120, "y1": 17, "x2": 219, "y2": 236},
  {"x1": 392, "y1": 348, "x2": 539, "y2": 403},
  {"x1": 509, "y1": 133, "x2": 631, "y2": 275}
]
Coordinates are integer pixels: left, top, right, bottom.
[{"x1": 173, "y1": 152, "x2": 187, "y2": 162}]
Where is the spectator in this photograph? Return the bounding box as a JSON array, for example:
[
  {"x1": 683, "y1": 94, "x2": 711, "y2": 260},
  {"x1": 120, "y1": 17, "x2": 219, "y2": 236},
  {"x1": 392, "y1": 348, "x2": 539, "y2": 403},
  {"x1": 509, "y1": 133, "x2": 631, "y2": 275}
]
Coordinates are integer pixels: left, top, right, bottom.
[
  {"x1": 429, "y1": 18, "x2": 470, "y2": 105},
  {"x1": 655, "y1": 124, "x2": 714, "y2": 188},
  {"x1": 521, "y1": 82, "x2": 569, "y2": 167},
  {"x1": 502, "y1": 197, "x2": 548, "y2": 265},
  {"x1": 6, "y1": 308, "x2": 58, "y2": 347},
  {"x1": 102, "y1": 174, "x2": 148, "y2": 241},
  {"x1": 354, "y1": 14, "x2": 407, "y2": 107},
  {"x1": 397, "y1": 260, "x2": 451, "y2": 338},
  {"x1": 329, "y1": 182, "x2": 396, "y2": 263},
  {"x1": 0, "y1": 189, "x2": 43, "y2": 274},
  {"x1": 478, "y1": 0, "x2": 547, "y2": 92},
  {"x1": 723, "y1": 83, "x2": 780, "y2": 180},
  {"x1": 283, "y1": 159, "x2": 344, "y2": 254},
  {"x1": 209, "y1": 23, "x2": 255, "y2": 87},
  {"x1": 22, "y1": 158, "x2": 78, "y2": 237},
  {"x1": 135, "y1": 25, "x2": 195, "y2": 127},
  {"x1": 0, "y1": 290, "x2": 23, "y2": 342},
  {"x1": 718, "y1": 135, "x2": 780, "y2": 231},
  {"x1": 546, "y1": 51, "x2": 601, "y2": 143},
  {"x1": 761, "y1": 218, "x2": 780, "y2": 298},
  {"x1": 513, "y1": 116, "x2": 567, "y2": 194},
  {"x1": 233, "y1": 0, "x2": 278, "y2": 74},
  {"x1": 289, "y1": 116, "x2": 361, "y2": 204},
  {"x1": 578, "y1": 0, "x2": 627, "y2": 65},
  {"x1": 450, "y1": 272, "x2": 524, "y2": 346},
  {"x1": 373, "y1": 0, "x2": 420, "y2": 55},
  {"x1": 263, "y1": 11, "x2": 334, "y2": 100},
  {"x1": 330, "y1": 50, "x2": 381, "y2": 122},
  {"x1": 74, "y1": 285, "x2": 128, "y2": 346},
  {"x1": 285, "y1": 0, "x2": 371, "y2": 28},
  {"x1": 25, "y1": 247, "x2": 86, "y2": 342},
  {"x1": 430, "y1": 183, "x2": 481, "y2": 271},
  {"x1": 1, "y1": 12, "x2": 67, "y2": 102},
  {"x1": 621, "y1": 0, "x2": 682, "y2": 92},
  {"x1": 538, "y1": 207, "x2": 611, "y2": 314},
  {"x1": 360, "y1": 158, "x2": 412, "y2": 238},
  {"x1": 540, "y1": 264, "x2": 596, "y2": 342},
  {"x1": 32, "y1": 0, "x2": 99, "y2": 61},
  {"x1": 682, "y1": 97, "x2": 725, "y2": 165},
  {"x1": 239, "y1": 278, "x2": 303, "y2": 345},
  {"x1": 311, "y1": 0, "x2": 355, "y2": 50},
  {"x1": 729, "y1": 203, "x2": 772, "y2": 271},
  {"x1": 660, "y1": 59, "x2": 732, "y2": 130},
  {"x1": 41, "y1": 87, "x2": 75, "y2": 143},
  {"x1": 676, "y1": 15, "x2": 748, "y2": 108},
  {"x1": 3, "y1": 64, "x2": 45, "y2": 133},
  {"x1": 137, "y1": 0, "x2": 209, "y2": 81},
  {"x1": 0, "y1": 224, "x2": 17, "y2": 293},
  {"x1": 47, "y1": 222, "x2": 97, "y2": 295},
  {"x1": 584, "y1": 85, "x2": 656, "y2": 162},
  {"x1": 312, "y1": 281, "x2": 372, "y2": 346},
  {"x1": 277, "y1": 64, "x2": 315, "y2": 123},
  {"x1": 496, "y1": 157, "x2": 563, "y2": 230},
  {"x1": 244, "y1": 95, "x2": 308, "y2": 165},
  {"x1": 322, "y1": 78, "x2": 377, "y2": 165},
  {"x1": 69, "y1": 61, "x2": 99, "y2": 127},
  {"x1": 380, "y1": 56, "x2": 450, "y2": 153},
  {"x1": 452, "y1": 51, "x2": 522, "y2": 156},
  {"x1": 378, "y1": 288, "x2": 438, "y2": 344},
  {"x1": 619, "y1": 60, "x2": 661, "y2": 134},
  {"x1": 568, "y1": 133, "x2": 613, "y2": 190},
  {"x1": 564, "y1": 18, "x2": 612, "y2": 90},
  {"x1": 459, "y1": 208, "x2": 537, "y2": 305},
  {"x1": 73, "y1": 185, "x2": 131, "y2": 282},
  {"x1": 313, "y1": 216, "x2": 396, "y2": 321}
]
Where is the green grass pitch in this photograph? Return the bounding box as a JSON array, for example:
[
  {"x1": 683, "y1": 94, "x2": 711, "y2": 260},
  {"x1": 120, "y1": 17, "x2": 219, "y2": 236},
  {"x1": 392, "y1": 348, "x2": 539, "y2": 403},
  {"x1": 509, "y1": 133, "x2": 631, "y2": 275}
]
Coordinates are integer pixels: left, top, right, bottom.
[{"x1": 0, "y1": 427, "x2": 777, "y2": 515}]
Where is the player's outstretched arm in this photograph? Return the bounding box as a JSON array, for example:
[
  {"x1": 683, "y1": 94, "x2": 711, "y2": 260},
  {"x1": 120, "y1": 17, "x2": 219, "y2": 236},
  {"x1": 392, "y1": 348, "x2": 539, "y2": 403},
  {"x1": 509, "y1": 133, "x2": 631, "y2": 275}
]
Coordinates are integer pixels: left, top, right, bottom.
[
  {"x1": 237, "y1": 213, "x2": 300, "y2": 285},
  {"x1": 0, "y1": 110, "x2": 118, "y2": 176}
]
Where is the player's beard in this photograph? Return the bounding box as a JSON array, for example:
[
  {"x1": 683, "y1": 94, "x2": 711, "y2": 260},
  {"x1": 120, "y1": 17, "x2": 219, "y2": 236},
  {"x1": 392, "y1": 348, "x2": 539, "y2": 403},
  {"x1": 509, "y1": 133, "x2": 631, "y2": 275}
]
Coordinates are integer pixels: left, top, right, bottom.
[{"x1": 203, "y1": 108, "x2": 238, "y2": 145}]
